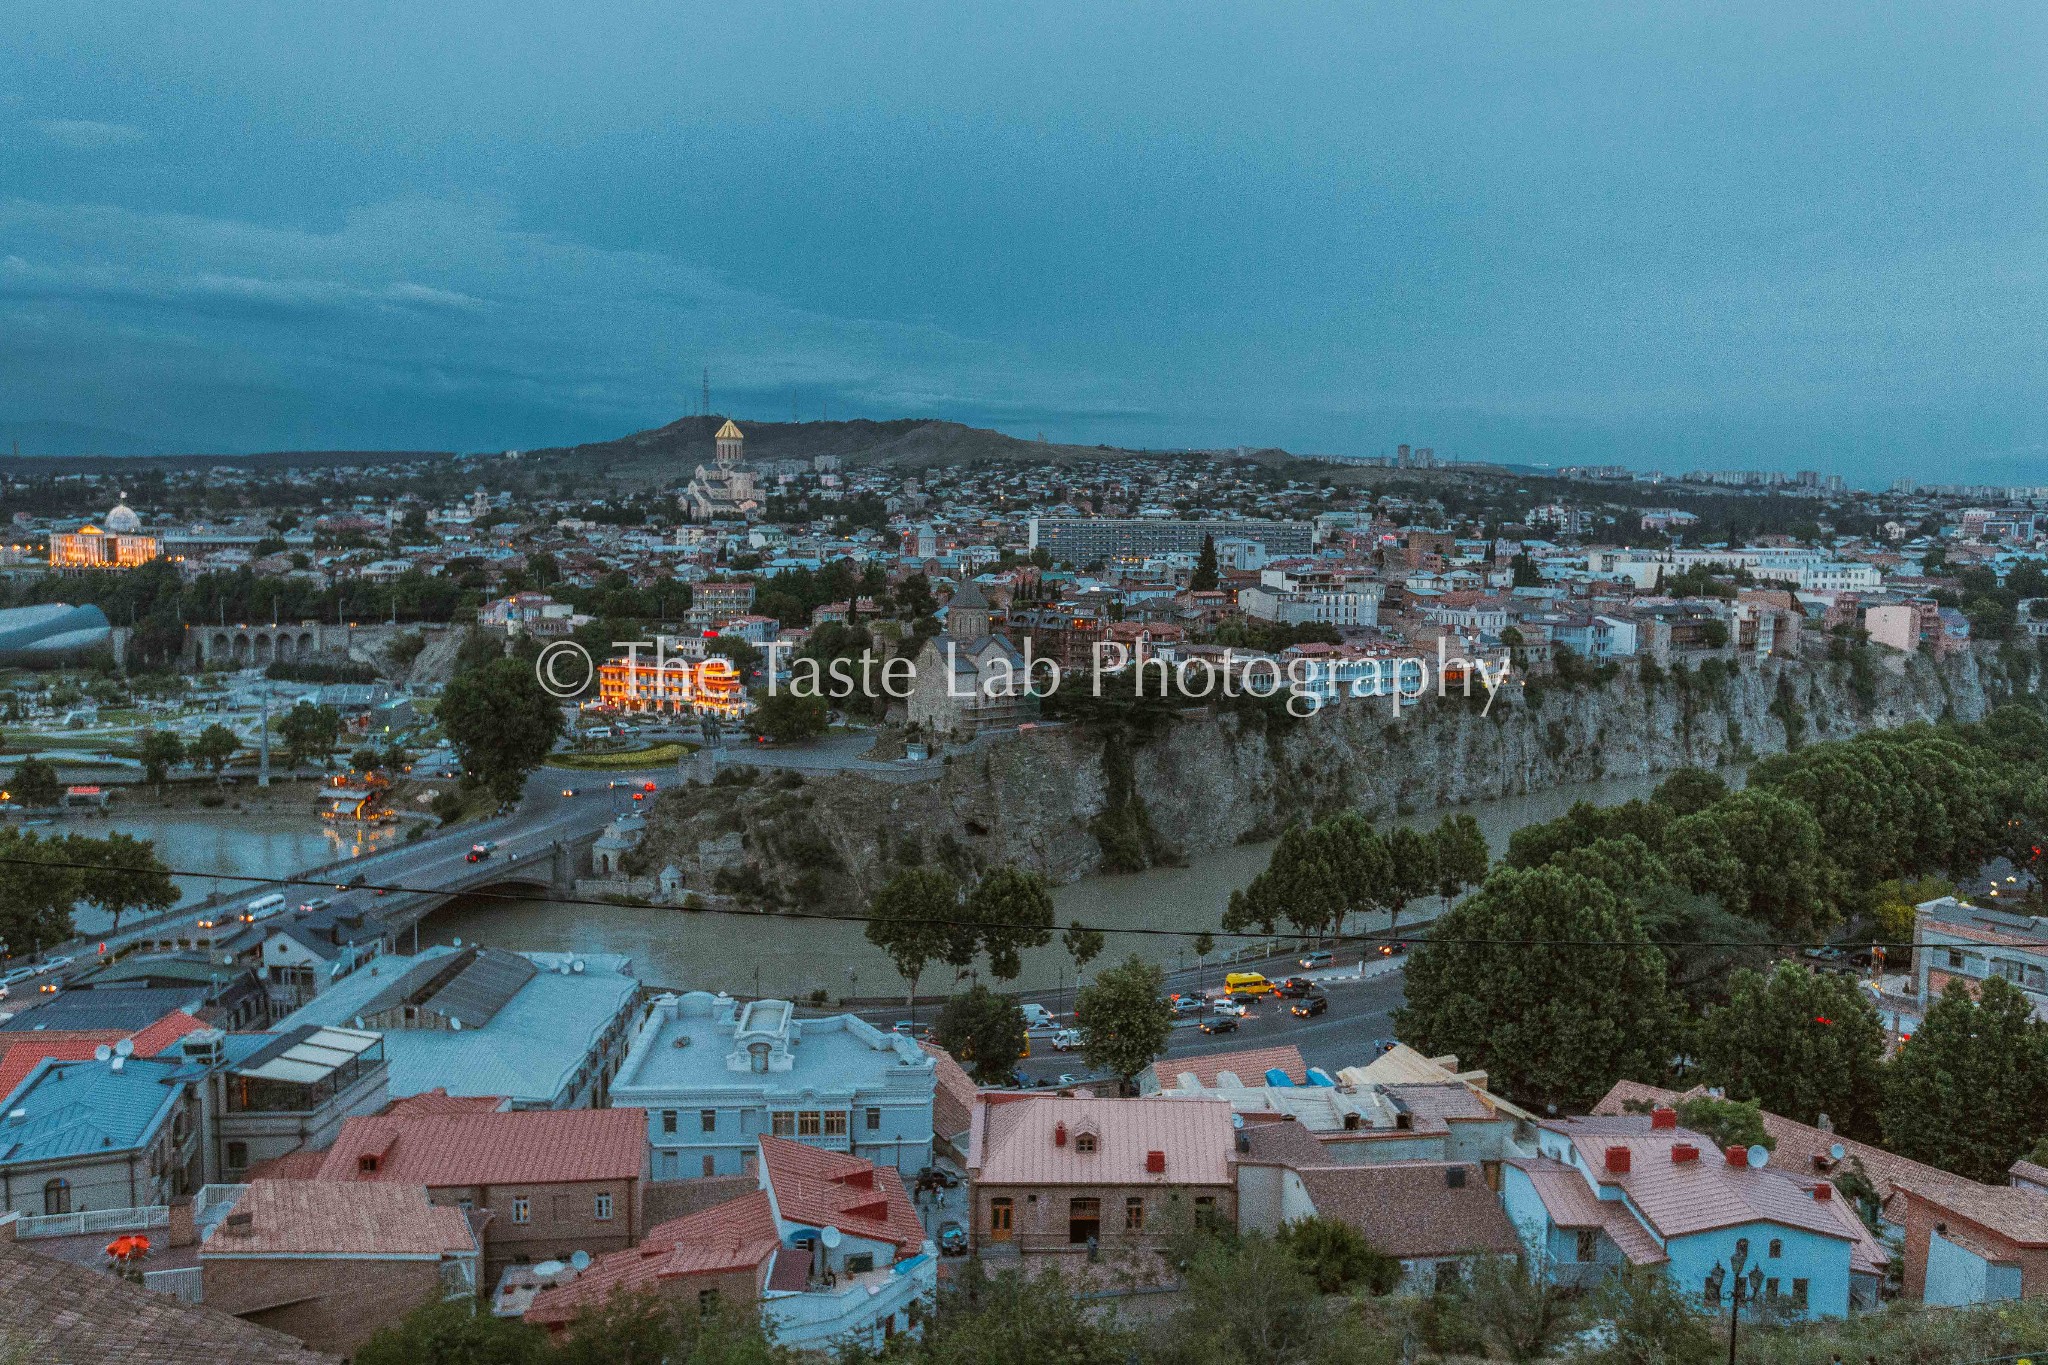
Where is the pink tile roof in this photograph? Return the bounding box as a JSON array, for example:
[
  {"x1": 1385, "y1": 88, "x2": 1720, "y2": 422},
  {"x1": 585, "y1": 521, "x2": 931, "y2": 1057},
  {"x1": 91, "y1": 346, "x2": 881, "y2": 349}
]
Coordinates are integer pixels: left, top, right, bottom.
[
  {"x1": 0, "y1": 1009, "x2": 205, "y2": 1102},
  {"x1": 241, "y1": 1149, "x2": 330, "y2": 1183},
  {"x1": 200, "y1": 1180, "x2": 474, "y2": 1259},
  {"x1": 524, "y1": 1191, "x2": 778, "y2": 1329},
  {"x1": 757, "y1": 1136, "x2": 926, "y2": 1257},
  {"x1": 1295, "y1": 1162, "x2": 1518, "y2": 1259},
  {"x1": 917, "y1": 1040, "x2": 977, "y2": 1139},
  {"x1": 1148, "y1": 1043, "x2": 1308, "y2": 1089},
  {"x1": 1506, "y1": 1157, "x2": 1667, "y2": 1266},
  {"x1": 315, "y1": 1109, "x2": 647, "y2": 1187},
  {"x1": 382, "y1": 1088, "x2": 511, "y2": 1117},
  {"x1": 969, "y1": 1095, "x2": 1235, "y2": 1187}
]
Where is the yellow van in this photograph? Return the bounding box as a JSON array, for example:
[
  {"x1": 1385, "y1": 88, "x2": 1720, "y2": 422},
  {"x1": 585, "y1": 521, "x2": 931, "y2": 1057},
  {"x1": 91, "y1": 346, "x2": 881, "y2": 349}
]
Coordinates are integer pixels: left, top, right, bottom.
[{"x1": 1224, "y1": 972, "x2": 1273, "y2": 997}]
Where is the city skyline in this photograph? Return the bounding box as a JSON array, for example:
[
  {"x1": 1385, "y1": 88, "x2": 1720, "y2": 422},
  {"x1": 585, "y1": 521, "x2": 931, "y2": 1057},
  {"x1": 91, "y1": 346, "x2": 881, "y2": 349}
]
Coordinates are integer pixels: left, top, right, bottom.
[{"x1": 3, "y1": 3, "x2": 2044, "y2": 483}]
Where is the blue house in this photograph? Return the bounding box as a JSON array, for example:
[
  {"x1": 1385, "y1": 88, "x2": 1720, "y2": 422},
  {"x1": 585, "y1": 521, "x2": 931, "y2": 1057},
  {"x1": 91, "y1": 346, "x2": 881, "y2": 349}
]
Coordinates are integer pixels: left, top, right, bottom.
[{"x1": 1502, "y1": 1112, "x2": 1884, "y2": 1320}]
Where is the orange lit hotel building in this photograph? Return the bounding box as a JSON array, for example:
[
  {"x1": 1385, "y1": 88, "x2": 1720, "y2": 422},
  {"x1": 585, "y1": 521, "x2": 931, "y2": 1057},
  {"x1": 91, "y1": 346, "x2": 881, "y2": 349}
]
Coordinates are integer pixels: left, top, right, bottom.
[{"x1": 596, "y1": 653, "x2": 750, "y2": 719}]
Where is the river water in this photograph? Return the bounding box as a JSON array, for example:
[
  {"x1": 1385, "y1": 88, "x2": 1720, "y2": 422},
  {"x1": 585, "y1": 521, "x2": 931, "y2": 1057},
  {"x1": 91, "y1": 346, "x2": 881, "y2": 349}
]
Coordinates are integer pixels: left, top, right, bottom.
[{"x1": 421, "y1": 767, "x2": 1742, "y2": 1000}]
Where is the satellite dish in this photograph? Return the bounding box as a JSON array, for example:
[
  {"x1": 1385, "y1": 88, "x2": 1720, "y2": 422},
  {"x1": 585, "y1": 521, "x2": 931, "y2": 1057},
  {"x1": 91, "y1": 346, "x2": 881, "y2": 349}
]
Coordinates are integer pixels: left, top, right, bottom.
[
  {"x1": 450, "y1": 1017, "x2": 462, "y2": 1031},
  {"x1": 113, "y1": 1038, "x2": 134, "y2": 1058},
  {"x1": 93, "y1": 1044, "x2": 112, "y2": 1062},
  {"x1": 453, "y1": 937, "x2": 462, "y2": 947},
  {"x1": 569, "y1": 1250, "x2": 591, "y2": 1271},
  {"x1": 1746, "y1": 1144, "x2": 1770, "y2": 1170},
  {"x1": 1230, "y1": 1113, "x2": 1245, "y2": 1130},
  {"x1": 821, "y1": 1226, "x2": 842, "y2": 1249},
  {"x1": 532, "y1": 1259, "x2": 566, "y2": 1279},
  {"x1": 571, "y1": 959, "x2": 585, "y2": 974},
  {"x1": 1829, "y1": 1142, "x2": 1846, "y2": 1162}
]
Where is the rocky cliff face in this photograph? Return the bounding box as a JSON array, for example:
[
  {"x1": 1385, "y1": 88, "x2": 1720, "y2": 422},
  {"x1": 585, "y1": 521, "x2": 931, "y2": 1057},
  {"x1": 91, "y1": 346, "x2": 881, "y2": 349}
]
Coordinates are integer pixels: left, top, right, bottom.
[{"x1": 635, "y1": 646, "x2": 2036, "y2": 913}]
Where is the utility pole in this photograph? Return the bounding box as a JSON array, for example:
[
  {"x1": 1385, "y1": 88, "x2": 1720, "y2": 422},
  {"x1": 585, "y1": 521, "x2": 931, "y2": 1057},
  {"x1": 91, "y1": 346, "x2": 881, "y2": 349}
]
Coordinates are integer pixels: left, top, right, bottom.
[{"x1": 257, "y1": 683, "x2": 272, "y2": 788}]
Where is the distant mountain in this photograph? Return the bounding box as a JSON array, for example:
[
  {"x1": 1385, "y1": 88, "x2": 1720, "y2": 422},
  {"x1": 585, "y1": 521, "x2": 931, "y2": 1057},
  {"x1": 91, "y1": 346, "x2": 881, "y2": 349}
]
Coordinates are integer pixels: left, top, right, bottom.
[
  {"x1": 526, "y1": 414, "x2": 1223, "y2": 476},
  {"x1": 0, "y1": 420, "x2": 164, "y2": 458}
]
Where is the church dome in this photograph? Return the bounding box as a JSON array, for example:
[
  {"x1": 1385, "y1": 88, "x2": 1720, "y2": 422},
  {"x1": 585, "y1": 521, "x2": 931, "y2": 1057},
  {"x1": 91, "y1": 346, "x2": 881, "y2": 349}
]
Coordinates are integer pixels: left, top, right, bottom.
[{"x1": 104, "y1": 503, "x2": 141, "y2": 534}]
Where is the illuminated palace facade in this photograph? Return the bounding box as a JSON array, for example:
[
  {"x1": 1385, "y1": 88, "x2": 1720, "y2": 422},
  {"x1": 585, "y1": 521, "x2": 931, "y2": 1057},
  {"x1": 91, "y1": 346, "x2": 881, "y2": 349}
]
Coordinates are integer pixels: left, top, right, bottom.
[
  {"x1": 596, "y1": 651, "x2": 751, "y2": 719},
  {"x1": 50, "y1": 503, "x2": 160, "y2": 570}
]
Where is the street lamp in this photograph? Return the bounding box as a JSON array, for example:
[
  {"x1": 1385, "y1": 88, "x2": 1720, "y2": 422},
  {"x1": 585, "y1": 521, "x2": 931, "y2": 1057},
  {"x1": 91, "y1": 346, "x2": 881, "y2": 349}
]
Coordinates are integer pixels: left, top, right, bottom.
[{"x1": 1702, "y1": 1240, "x2": 1768, "y2": 1365}]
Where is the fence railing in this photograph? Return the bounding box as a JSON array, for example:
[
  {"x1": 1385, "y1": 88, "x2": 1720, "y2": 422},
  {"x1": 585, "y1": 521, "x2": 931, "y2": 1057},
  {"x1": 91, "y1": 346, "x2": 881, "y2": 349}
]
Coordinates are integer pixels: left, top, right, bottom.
[
  {"x1": 16, "y1": 1204, "x2": 168, "y2": 1239},
  {"x1": 144, "y1": 1265, "x2": 203, "y2": 1303}
]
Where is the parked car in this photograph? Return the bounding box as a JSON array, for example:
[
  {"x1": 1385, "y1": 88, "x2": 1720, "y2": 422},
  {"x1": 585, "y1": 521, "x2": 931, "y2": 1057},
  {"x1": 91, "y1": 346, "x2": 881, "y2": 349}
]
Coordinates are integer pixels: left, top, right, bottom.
[
  {"x1": 1291, "y1": 995, "x2": 1329, "y2": 1018},
  {"x1": 1, "y1": 966, "x2": 39, "y2": 988},
  {"x1": 1199, "y1": 1016, "x2": 1240, "y2": 1035},
  {"x1": 1055, "y1": 1073, "x2": 1084, "y2": 1088},
  {"x1": 1368, "y1": 1037, "x2": 1398, "y2": 1056},
  {"x1": 1021, "y1": 1003, "x2": 1055, "y2": 1029},
  {"x1": 1802, "y1": 946, "x2": 1850, "y2": 972},
  {"x1": 937, "y1": 1221, "x2": 968, "y2": 1256},
  {"x1": 39, "y1": 955, "x2": 74, "y2": 974},
  {"x1": 892, "y1": 1021, "x2": 915, "y2": 1035},
  {"x1": 1171, "y1": 995, "x2": 1206, "y2": 1015},
  {"x1": 1273, "y1": 977, "x2": 1315, "y2": 997}
]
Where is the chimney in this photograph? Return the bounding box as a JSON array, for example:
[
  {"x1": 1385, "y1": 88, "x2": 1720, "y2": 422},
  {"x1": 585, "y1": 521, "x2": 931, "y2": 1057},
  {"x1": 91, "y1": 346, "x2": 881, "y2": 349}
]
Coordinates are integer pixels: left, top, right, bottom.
[
  {"x1": 1604, "y1": 1146, "x2": 1631, "y2": 1175},
  {"x1": 1053, "y1": 1122, "x2": 1067, "y2": 1148},
  {"x1": 1650, "y1": 1107, "x2": 1677, "y2": 1130},
  {"x1": 1725, "y1": 1146, "x2": 1748, "y2": 1167},
  {"x1": 1146, "y1": 1150, "x2": 1166, "y2": 1174},
  {"x1": 1446, "y1": 1166, "x2": 1467, "y2": 1188},
  {"x1": 1671, "y1": 1143, "x2": 1699, "y2": 1165},
  {"x1": 167, "y1": 1198, "x2": 196, "y2": 1248},
  {"x1": 1813, "y1": 1183, "x2": 1833, "y2": 1202}
]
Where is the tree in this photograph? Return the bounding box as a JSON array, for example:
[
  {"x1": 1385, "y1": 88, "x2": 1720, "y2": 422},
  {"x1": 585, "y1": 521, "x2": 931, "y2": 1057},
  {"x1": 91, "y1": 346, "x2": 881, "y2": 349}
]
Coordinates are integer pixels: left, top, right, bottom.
[
  {"x1": 438, "y1": 657, "x2": 567, "y2": 804},
  {"x1": 1669, "y1": 1095, "x2": 1774, "y2": 1153},
  {"x1": 1275, "y1": 1215, "x2": 1399, "y2": 1295},
  {"x1": 137, "y1": 730, "x2": 184, "y2": 791},
  {"x1": 959, "y1": 865, "x2": 1056, "y2": 981},
  {"x1": 1063, "y1": 919, "x2": 1105, "y2": 974},
  {"x1": 920, "y1": 1264, "x2": 1136, "y2": 1365},
  {"x1": 188, "y1": 723, "x2": 239, "y2": 781},
  {"x1": 354, "y1": 1297, "x2": 549, "y2": 1365},
  {"x1": 277, "y1": 701, "x2": 342, "y2": 770},
  {"x1": 1882, "y1": 974, "x2": 2048, "y2": 1182},
  {"x1": 0, "y1": 829, "x2": 80, "y2": 954},
  {"x1": 934, "y1": 984, "x2": 1029, "y2": 1085},
  {"x1": 1395, "y1": 865, "x2": 1674, "y2": 1112},
  {"x1": 1465, "y1": 1253, "x2": 1580, "y2": 1362},
  {"x1": 1429, "y1": 813, "x2": 1489, "y2": 907},
  {"x1": 1192, "y1": 930, "x2": 1215, "y2": 993},
  {"x1": 1697, "y1": 961, "x2": 1885, "y2": 1136},
  {"x1": 863, "y1": 867, "x2": 960, "y2": 1014},
  {"x1": 1191, "y1": 534, "x2": 1220, "y2": 592},
  {"x1": 1665, "y1": 788, "x2": 1834, "y2": 940},
  {"x1": 1582, "y1": 1268, "x2": 1718, "y2": 1365},
  {"x1": 748, "y1": 689, "x2": 828, "y2": 745},
  {"x1": 1649, "y1": 767, "x2": 1728, "y2": 817},
  {"x1": 65, "y1": 833, "x2": 177, "y2": 937},
  {"x1": 1384, "y1": 825, "x2": 1439, "y2": 933},
  {"x1": 350, "y1": 745, "x2": 384, "y2": 772},
  {"x1": 7, "y1": 756, "x2": 62, "y2": 809},
  {"x1": 1075, "y1": 953, "x2": 1173, "y2": 1089}
]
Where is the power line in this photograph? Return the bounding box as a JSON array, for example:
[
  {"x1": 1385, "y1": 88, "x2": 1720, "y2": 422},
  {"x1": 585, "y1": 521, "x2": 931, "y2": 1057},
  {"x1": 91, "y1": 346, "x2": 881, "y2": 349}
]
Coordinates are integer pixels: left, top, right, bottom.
[{"x1": 5, "y1": 854, "x2": 1965, "y2": 955}]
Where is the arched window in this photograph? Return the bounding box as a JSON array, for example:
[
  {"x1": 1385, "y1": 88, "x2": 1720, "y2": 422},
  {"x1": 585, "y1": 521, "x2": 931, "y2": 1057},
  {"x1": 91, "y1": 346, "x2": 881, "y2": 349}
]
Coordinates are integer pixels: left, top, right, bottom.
[
  {"x1": 1768, "y1": 1238, "x2": 1783, "y2": 1259},
  {"x1": 43, "y1": 1178, "x2": 70, "y2": 1216}
]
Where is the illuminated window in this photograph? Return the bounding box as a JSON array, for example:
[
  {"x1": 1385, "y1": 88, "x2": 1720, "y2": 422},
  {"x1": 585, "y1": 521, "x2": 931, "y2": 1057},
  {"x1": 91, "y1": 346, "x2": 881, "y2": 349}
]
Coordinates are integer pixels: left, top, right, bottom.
[
  {"x1": 1124, "y1": 1197, "x2": 1145, "y2": 1231},
  {"x1": 823, "y1": 1111, "x2": 848, "y2": 1137},
  {"x1": 511, "y1": 1197, "x2": 530, "y2": 1224},
  {"x1": 772, "y1": 1111, "x2": 796, "y2": 1137},
  {"x1": 798, "y1": 1111, "x2": 822, "y2": 1137}
]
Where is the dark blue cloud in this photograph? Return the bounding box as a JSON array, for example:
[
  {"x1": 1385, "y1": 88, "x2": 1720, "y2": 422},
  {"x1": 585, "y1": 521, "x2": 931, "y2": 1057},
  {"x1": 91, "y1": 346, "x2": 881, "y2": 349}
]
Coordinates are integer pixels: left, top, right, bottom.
[{"x1": 0, "y1": 1, "x2": 2042, "y2": 484}]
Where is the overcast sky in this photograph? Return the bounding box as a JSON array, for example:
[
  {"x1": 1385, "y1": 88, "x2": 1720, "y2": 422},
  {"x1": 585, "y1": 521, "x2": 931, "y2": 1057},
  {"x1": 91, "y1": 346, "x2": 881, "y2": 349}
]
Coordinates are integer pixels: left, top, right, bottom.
[{"x1": 3, "y1": 2, "x2": 2044, "y2": 484}]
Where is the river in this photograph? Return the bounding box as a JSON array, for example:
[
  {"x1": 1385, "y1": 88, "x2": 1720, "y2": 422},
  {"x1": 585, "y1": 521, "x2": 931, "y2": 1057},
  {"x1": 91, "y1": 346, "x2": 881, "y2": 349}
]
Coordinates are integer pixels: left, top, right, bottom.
[{"x1": 420, "y1": 766, "x2": 1744, "y2": 1000}]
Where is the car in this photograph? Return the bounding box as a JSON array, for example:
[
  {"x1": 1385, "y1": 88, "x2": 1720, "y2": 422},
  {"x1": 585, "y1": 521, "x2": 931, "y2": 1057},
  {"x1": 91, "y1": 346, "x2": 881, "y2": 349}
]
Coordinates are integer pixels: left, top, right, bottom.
[
  {"x1": 1375, "y1": 941, "x2": 1409, "y2": 957},
  {"x1": 1021, "y1": 1003, "x2": 1055, "y2": 1029},
  {"x1": 1368, "y1": 1037, "x2": 1398, "y2": 1056},
  {"x1": 1055, "y1": 1073, "x2": 1085, "y2": 1087},
  {"x1": 1050, "y1": 1028, "x2": 1083, "y2": 1051},
  {"x1": 1211, "y1": 998, "x2": 1249, "y2": 1017},
  {"x1": 561, "y1": 787, "x2": 578, "y2": 797},
  {"x1": 36, "y1": 980, "x2": 60, "y2": 995},
  {"x1": 892, "y1": 1021, "x2": 915, "y2": 1036},
  {"x1": 1298, "y1": 950, "x2": 1333, "y2": 970},
  {"x1": 1273, "y1": 977, "x2": 1314, "y2": 997},
  {"x1": 341, "y1": 872, "x2": 367, "y2": 889},
  {"x1": 466, "y1": 841, "x2": 496, "y2": 863},
  {"x1": 1291, "y1": 995, "x2": 1329, "y2": 1018},
  {"x1": 40, "y1": 955, "x2": 74, "y2": 973},
  {"x1": 296, "y1": 897, "x2": 332, "y2": 914},
  {"x1": 0, "y1": 966, "x2": 38, "y2": 988},
  {"x1": 1802, "y1": 946, "x2": 1850, "y2": 971},
  {"x1": 937, "y1": 1221, "x2": 968, "y2": 1256},
  {"x1": 1171, "y1": 995, "x2": 1206, "y2": 1015},
  {"x1": 1198, "y1": 1016, "x2": 1240, "y2": 1035}
]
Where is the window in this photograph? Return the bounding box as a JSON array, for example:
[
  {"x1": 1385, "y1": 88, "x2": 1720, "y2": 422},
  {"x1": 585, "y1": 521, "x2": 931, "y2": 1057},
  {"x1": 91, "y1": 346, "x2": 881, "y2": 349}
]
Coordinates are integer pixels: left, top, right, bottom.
[
  {"x1": 989, "y1": 1197, "x2": 1014, "y2": 1239},
  {"x1": 1068, "y1": 1196, "x2": 1101, "y2": 1244},
  {"x1": 358, "y1": 1156, "x2": 379, "y2": 1173},
  {"x1": 798, "y1": 1111, "x2": 822, "y2": 1137},
  {"x1": 1124, "y1": 1197, "x2": 1145, "y2": 1231},
  {"x1": 845, "y1": 1252, "x2": 875, "y2": 1275},
  {"x1": 594, "y1": 1193, "x2": 614, "y2": 1221},
  {"x1": 1949, "y1": 947, "x2": 1966, "y2": 969},
  {"x1": 511, "y1": 1197, "x2": 530, "y2": 1224},
  {"x1": 1575, "y1": 1229, "x2": 1598, "y2": 1263},
  {"x1": 1703, "y1": 1275, "x2": 1721, "y2": 1307},
  {"x1": 824, "y1": 1110, "x2": 848, "y2": 1137},
  {"x1": 773, "y1": 1111, "x2": 796, "y2": 1137},
  {"x1": 1433, "y1": 1261, "x2": 1462, "y2": 1293},
  {"x1": 698, "y1": 1288, "x2": 719, "y2": 1315},
  {"x1": 703, "y1": 1153, "x2": 716, "y2": 1177},
  {"x1": 699, "y1": 1109, "x2": 716, "y2": 1134},
  {"x1": 866, "y1": 1106, "x2": 881, "y2": 1132},
  {"x1": 225, "y1": 1141, "x2": 248, "y2": 1170},
  {"x1": 1194, "y1": 1196, "x2": 1216, "y2": 1214},
  {"x1": 1074, "y1": 1133, "x2": 1098, "y2": 1154},
  {"x1": 1765, "y1": 1277, "x2": 1780, "y2": 1302},
  {"x1": 1768, "y1": 1238, "x2": 1782, "y2": 1259},
  {"x1": 42, "y1": 1179, "x2": 70, "y2": 1216},
  {"x1": 659, "y1": 1151, "x2": 680, "y2": 1179},
  {"x1": 1791, "y1": 1278, "x2": 1809, "y2": 1310},
  {"x1": 662, "y1": 1110, "x2": 678, "y2": 1135}
]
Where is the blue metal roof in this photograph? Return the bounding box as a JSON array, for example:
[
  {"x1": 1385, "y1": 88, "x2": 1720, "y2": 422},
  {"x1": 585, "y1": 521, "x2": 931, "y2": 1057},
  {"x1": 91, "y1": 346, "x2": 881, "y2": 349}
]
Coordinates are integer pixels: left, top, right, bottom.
[
  {"x1": 1305, "y1": 1067, "x2": 1336, "y2": 1087},
  {"x1": 0, "y1": 1056, "x2": 186, "y2": 1166},
  {"x1": 1264, "y1": 1068, "x2": 1296, "y2": 1087}
]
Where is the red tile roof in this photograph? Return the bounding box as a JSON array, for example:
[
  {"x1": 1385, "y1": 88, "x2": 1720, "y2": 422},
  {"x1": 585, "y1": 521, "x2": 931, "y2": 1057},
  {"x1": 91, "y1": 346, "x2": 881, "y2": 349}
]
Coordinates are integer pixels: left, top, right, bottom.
[
  {"x1": 1147, "y1": 1043, "x2": 1308, "y2": 1090},
  {"x1": 1296, "y1": 1162, "x2": 1519, "y2": 1259},
  {"x1": 383, "y1": 1087, "x2": 511, "y2": 1117},
  {"x1": 315, "y1": 1109, "x2": 647, "y2": 1187},
  {"x1": 241, "y1": 1148, "x2": 330, "y2": 1182},
  {"x1": 0, "y1": 1009, "x2": 204, "y2": 1102},
  {"x1": 969, "y1": 1095, "x2": 1236, "y2": 1186},
  {"x1": 525, "y1": 1191, "x2": 778, "y2": 1329},
  {"x1": 918, "y1": 1040, "x2": 977, "y2": 1139},
  {"x1": 1505, "y1": 1157, "x2": 1667, "y2": 1266},
  {"x1": 757, "y1": 1136, "x2": 927, "y2": 1256},
  {"x1": 200, "y1": 1180, "x2": 475, "y2": 1258}
]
